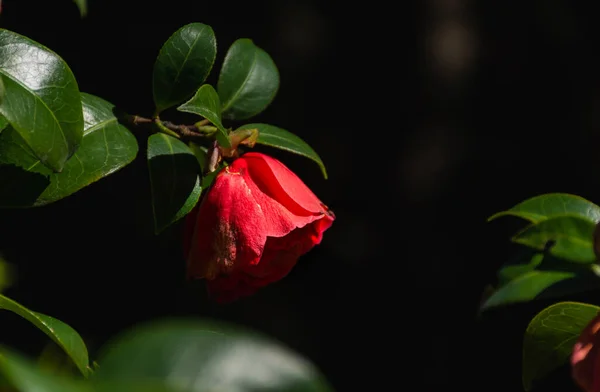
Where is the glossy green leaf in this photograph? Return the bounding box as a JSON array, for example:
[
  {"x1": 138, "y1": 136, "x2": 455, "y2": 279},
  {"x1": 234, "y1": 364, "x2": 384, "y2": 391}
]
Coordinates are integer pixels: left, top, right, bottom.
[
  {"x1": 485, "y1": 249, "x2": 600, "y2": 310},
  {"x1": 0, "y1": 29, "x2": 83, "y2": 172},
  {"x1": 522, "y1": 301, "x2": 600, "y2": 391},
  {"x1": 0, "y1": 93, "x2": 139, "y2": 207},
  {"x1": 237, "y1": 123, "x2": 327, "y2": 178},
  {"x1": 0, "y1": 294, "x2": 90, "y2": 377},
  {"x1": 73, "y1": 0, "x2": 87, "y2": 17},
  {"x1": 177, "y1": 84, "x2": 231, "y2": 148},
  {"x1": 512, "y1": 215, "x2": 596, "y2": 263},
  {"x1": 153, "y1": 23, "x2": 216, "y2": 114},
  {"x1": 0, "y1": 348, "x2": 89, "y2": 392},
  {"x1": 92, "y1": 320, "x2": 334, "y2": 392},
  {"x1": 488, "y1": 193, "x2": 600, "y2": 224},
  {"x1": 148, "y1": 133, "x2": 202, "y2": 234},
  {"x1": 217, "y1": 38, "x2": 279, "y2": 120},
  {"x1": 481, "y1": 270, "x2": 575, "y2": 310}
]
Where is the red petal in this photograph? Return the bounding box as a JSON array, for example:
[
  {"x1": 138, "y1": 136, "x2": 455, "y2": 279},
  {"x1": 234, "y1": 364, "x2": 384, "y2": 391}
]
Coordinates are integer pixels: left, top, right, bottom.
[
  {"x1": 242, "y1": 152, "x2": 328, "y2": 217},
  {"x1": 185, "y1": 152, "x2": 335, "y2": 303},
  {"x1": 186, "y1": 159, "x2": 317, "y2": 279},
  {"x1": 207, "y1": 215, "x2": 334, "y2": 302}
]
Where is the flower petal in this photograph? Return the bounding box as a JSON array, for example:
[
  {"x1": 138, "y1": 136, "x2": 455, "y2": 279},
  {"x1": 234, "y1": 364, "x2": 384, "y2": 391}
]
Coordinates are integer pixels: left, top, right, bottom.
[{"x1": 242, "y1": 152, "x2": 328, "y2": 216}]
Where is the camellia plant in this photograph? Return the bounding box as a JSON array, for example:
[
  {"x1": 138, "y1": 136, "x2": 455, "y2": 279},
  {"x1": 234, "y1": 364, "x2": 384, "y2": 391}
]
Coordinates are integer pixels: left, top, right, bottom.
[
  {"x1": 482, "y1": 193, "x2": 600, "y2": 392},
  {"x1": 0, "y1": 17, "x2": 335, "y2": 392}
]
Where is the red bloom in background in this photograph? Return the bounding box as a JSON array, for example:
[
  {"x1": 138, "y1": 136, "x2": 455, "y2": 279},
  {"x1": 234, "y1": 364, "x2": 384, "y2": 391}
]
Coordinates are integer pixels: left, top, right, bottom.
[
  {"x1": 572, "y1": 313, "x2": 600, "y2": 392},
  {"x1": 183, "y1": 152, "x2": 335, "y2": 303}
]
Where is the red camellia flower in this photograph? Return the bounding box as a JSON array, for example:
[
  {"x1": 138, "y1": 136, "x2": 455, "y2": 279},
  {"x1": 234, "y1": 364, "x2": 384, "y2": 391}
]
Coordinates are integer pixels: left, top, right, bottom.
[
  {"x1": 572, "y1": 313, "x2": 600, "y2": 392},
  {"x1": 183, "y1": 152, "x2": 335, "y2": 303}
]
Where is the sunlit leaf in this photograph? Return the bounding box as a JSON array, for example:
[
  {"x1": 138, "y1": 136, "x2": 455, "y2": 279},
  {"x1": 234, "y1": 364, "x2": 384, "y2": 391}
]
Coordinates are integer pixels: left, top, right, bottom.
[
  {"x1": 217, "y1": 39, "x2": 279, "y2": 120},
  {"x1": 153, "y1": 23, "x2": 216, "y2": 114},
  {"x1": 512, "y1": 215, "x2": 596, "y2": 263},
  {"x1": 522, "y1": 302, "x2": 600, "y2": 391},
  {"x1": 0, "y1": 29, "x2": 83, "y2": 172},
  {"x1": 0, "y1": 294, "x2": 90, "y2": 377},
  {"x1": 237, "y1": 123, "x2": 327, "y2": 178},
  {"x1": 0, "y1": 93, "x2": 138, "y2": 207},
  {"x1": 177, "y1": 84, "x2": 230, "y2": 148},
  {"x1": 489, "y1": 193, "x2": 600, "y2": 224}
]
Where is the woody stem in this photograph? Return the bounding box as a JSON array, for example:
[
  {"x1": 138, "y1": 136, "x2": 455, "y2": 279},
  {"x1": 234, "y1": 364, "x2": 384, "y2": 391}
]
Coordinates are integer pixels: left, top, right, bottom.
[{"x1": 125, "y1": 115, "x2": 215, "y2": 140}]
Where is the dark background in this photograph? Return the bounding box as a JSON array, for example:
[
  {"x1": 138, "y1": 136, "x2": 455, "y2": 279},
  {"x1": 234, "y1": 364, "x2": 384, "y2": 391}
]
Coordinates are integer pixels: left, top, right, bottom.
[{"x1": 2, "y1": 0, "x2": 600, "y2": 390}]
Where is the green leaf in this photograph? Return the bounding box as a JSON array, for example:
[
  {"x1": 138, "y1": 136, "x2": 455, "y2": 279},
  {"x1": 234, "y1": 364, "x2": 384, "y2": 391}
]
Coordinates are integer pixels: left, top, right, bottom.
[
  {"x1": 0, "y1": 93, "x2": 139, "y2": 207},
  {"x1": 177, "y1": 84, "x2": 231, "y2": 148},
  {"x1": 0, "y1": 29, "x2": 83, "y2": 172},
  {"x1": 0, "y1": 348, "x2": 179, "y2": 392},
  {"x1": 188, "y1": 142, "x2": 208, "y2": 172},
  {"x1": 522, "y1": 301, "x2": 600, "y2": 391},
  {"x1": 92, "y1": 319, "x2": 334, "y2": 392},
  {"x1": 512, "y1": 215, "x2": 596, "y2": 263},
  {"x1": 152, "y1": 23, "x2": 216, "y2": 114},
  {"x1": 0, "y1": 294, "x2": 90, "y2": 377},
  {"x1": 217, "y1": 38, "x2": 279, "y2": 121},
  {"x1": 0, "y1": 76, "x2": 4, "y2": 103},
  {"x1": 488, "y1": 193, "x2": 600, "y2": 224},
  {"x1": 0, "y1": 348, "x2": 89, "y2": 392},
  {"x1": 0, "y1": 257, "x2": 12, "y2": 293},
  {"x1": 73, "y1": 0, "x2": 87, "y2": 17},
  {"x1": 187, "y1": 143, "x2": 225, "y2": 190},
  {"x1": 497, "y1": 249, "x2": 545, "y2": 287},
  {"x1": 147, "y1": 133, "x2": 202, "y2": 234},
  {"x1": 237, "y1": 123, "x2": 327, "y2": 178},
  {"x1": 481, "y1": 270, "x2": 575, "y2": 310},
  {"x1": 0, "y1": 114, "x2": 7, "y2": 133}
]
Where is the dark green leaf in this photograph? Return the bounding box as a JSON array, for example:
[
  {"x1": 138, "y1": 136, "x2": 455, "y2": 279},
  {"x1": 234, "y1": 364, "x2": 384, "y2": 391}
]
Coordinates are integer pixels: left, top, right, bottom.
[
  {"x1": 147, "y1": 133, "x2": 202, "y2": 234},
  {"x1": 237, "y1": 123, "x2": 327, "y2": 178},
  {"x1": 522, "y1": 301, "x2": 600, "y2": 391},
  {"x1": 0, "y1": 294, "x2": 90, "y2": 377},
  {"x1": 488, "y1": 193, "x2": 600, "y2": 224},
  {"x1": 497, "y1": 249, "x2": 545, "y2": 287},
  {"x1": 153, "y1": 23, "x2": 216, "y2": 114},
  {"x1": 188, "y1": 142, "x2": 208, "y2": 172},
  {"x1": 0, "y1": 114, "x2": 7, "y2": 133},
  {"x1": 0, "y1": 348, "x2": 178, "y2": 392},
  {"x1": 201, "y1": 164, "x2": 224, "y2": 189},
  {"x1": 0, "y1": 93, "x2": 138, "y2": 207},
  {"x1": 481, "y1": 270, "x2": 575, "y2": 310},
  {"x1": 73, "y1": 0, "x2": 87, "y2": 17},
  {"x1": 512, "y1": 215, "x2": 596, "y2": 263},
  {"x1": 0, "y1": 29, "x2": 83, "y2": 172},
  {"x1": 92, "y1": 319, "x2": 334, "y2": 392},
  {"x1": 217, "y1": 38, "x2": 279, "y2": 120},
  {"x1": 0, "y1": 257, "x2": 11, "y2": 293},
  {"x1": 177, "y1": 84, "x2": 231, "y2": 148},
  {"x1": 0, "y1": 348, "x2": 89, "y2": 392}
]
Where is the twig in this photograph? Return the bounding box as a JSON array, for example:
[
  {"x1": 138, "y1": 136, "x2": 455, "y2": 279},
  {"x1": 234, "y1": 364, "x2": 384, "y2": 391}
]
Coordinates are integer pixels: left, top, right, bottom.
[{"x1": 125, "y1": 115, "x2": 214, "y2": 141}]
